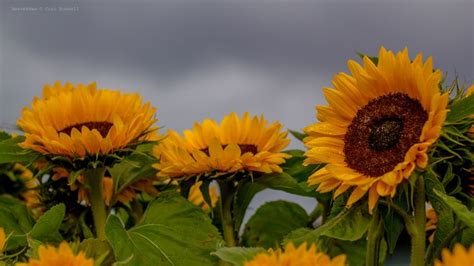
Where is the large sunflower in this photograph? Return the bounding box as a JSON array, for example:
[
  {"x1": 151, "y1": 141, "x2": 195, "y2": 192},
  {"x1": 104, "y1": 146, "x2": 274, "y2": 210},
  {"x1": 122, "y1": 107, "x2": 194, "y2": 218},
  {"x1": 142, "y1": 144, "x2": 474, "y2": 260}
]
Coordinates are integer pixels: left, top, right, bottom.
[
  {"x1": 16, "y1": 242, "x2": 93, "y2": 266},
  {"x1": 154, "y1": 112, "x2": 291, "y2": 178},
  {"x1": 17, "y1": 82, "x2": 157, "y2": 158},
  {"x1": 304, "y1": 47, "x2": 448, "y2": 212},
  {"x1": 434, "y1": 243, "x2": 474, "y2": 266},
  {"x1": 244, "y1": 242, "x2": 346, "y2": 266}
]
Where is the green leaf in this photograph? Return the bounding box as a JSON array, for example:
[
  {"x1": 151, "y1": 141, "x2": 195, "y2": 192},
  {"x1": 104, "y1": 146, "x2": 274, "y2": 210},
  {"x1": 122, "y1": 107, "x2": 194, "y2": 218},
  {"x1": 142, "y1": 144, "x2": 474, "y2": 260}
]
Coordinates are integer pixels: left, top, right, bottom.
[
  {"x1": 105, "y1": 191, "x2": 223, "y2": 266},
  {"x1": 233, "y1": 181, "x2": 266, "y2": 234},
  {"x1": 78, "y1": 239, "x2": 114, "y2": 266},
  {"x1": 288, "y1": 130, "x2": 306, "y2": 142},
  {"x1": 433, "y1": 189, "x2": 474, "y2": 228},
  {"x1": 0, "y1": 195, "x2": 35, "y2": 250},
  {"x1": 212, "y1": 247, "x2": 265, "y2": 266},
  {"x1": 447, "y1": 93, "x2": 474, "y2": 122},
  {"x1": 0, "y1": 136, "x2": 38, "y2": 164},
  {"x1": 284, "y1": 207, "x2": 370, "y2": 245},
  {"x1": 108, "y1": 151, "x2": 158, "y2": 196},
  {"x1": 255, "y1": 172, "x2": 318, "y2": 197},
  {"x1": 381, "y1": 192, "x2": 409, "y2": 254},
  {"x1": 29, "y1": 204, "x2": 65, "y2": 243},
  {"x1": 241, "y1": 201, "x2": 309, "y2": 248}
]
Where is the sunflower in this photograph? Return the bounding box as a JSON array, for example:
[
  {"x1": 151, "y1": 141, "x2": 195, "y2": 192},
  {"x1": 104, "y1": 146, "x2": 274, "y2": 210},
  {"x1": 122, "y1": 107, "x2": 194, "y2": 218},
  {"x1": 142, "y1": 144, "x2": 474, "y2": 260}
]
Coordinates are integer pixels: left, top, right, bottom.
[
  {"x1": 188, "y1": 181, "x2": 219, "y2": 211},
  {"x1": 16, "y1": 242, "x2": 93, "y2": 266},
  {"x1": 304, "y1": 47, "x2": 448, "y2": 213},
  {"x1": 434, "y1": 243, "x2": 474, "y2": 266},
  {"x1": 466, "y1": 85, "x2": 474, "y2": 196},
  {"x1": 244, "y1": 242, "x2": 346, "y2": 266},
  {"x1": 0, "y1": 163, "x2": 41, "y2": 212},
  {"x1": 425, "y1": 208, "x2": 438, "y2": 243},
  {"x1": 51, "y1": 167, "x2": 158, "y2": 206},
  {"x1": 17, "y1": 81, "x2": 157, "y2": 158},
  {"x1": 153, "y1": 112, "x2": 291, "y2": 179},
  {"x1": 0, "y1": 227, "x2": 5, "y2": 253}
]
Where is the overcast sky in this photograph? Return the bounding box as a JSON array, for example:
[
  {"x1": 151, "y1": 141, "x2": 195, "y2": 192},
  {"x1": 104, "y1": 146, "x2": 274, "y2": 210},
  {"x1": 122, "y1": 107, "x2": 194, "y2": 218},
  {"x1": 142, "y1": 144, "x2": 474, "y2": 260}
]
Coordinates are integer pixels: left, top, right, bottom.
[{"x1": 0, "y1": 1, "x2": 473, "y2": 250}]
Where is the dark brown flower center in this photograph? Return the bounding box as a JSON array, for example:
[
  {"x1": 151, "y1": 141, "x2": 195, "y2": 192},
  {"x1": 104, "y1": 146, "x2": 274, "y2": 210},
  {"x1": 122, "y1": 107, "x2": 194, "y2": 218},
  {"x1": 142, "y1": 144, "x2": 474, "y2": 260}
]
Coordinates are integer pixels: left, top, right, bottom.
[
  {"x1": 344, "y1": 93, "x2": 428, "y2": 177},
  {"x1": 201, "y1": 144, "x2": 258, "y2": 156},
  {"x1": 58, "y1": 122, "x2": 114, "y2": 137}
]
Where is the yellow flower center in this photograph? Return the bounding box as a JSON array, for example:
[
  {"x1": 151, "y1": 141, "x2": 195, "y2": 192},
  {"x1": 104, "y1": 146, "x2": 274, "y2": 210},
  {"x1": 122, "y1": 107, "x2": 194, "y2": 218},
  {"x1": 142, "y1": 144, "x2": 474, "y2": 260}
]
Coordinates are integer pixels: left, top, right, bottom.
[
  {"x1": 344, "y1": 93, "x2": 428, "y2": 177},
  {"x1": 59, "y1": 121, "x2": 114, "y2": 137}
]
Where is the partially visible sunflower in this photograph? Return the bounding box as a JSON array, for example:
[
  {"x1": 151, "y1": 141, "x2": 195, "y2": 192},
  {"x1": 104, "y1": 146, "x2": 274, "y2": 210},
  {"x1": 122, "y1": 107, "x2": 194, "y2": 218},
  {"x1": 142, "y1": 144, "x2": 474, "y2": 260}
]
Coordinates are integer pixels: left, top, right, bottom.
[
  {"x1": 244, "y1": 242, "x2": 346, "y2": 266},
  {"x1": 0, "y1": 227, "x2": 5, "y2": 253},
  {"x1": 154, "y1": 112, "x2": 291, "y2": 179},
  {"x1": 188, "y1": 181, "x2": 219, "y2": 211},
  {"x1": 425, "y1": 208, "x2": 438, "y2": 243},
  {"x1": 17, "y1": 81, "x2": 157, "y2": 159},
  {"x1": 434, "y1": 243, "x2": 474, "y2": 266},
  {"x1": 16, "y1": 242, "x2": 93, "y2": 266},
  {"x1": 0, "y1": 163, "x2": 41, "y2": 212},
  {"x1": 466, "y1": 85, "x2": 474, "y2": 196},
  {"x1": 51, "y1": 167, "x2": 158, "y2": 206},
  {"x1": 304, "y1": 47, "x2": 448, "y2": 213}
]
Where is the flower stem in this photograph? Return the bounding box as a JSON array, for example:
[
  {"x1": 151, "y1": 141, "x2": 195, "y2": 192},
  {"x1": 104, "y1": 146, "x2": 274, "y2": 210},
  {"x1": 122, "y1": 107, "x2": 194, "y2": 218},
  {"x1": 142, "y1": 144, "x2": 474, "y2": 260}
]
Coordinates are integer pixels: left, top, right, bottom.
[
  {"x1": 85, "y1": 167, "x2": 108, "y2": 240},
  {"x1": 411, "y1": 175, "x2": 426, "y2": 266},
  {"x1": 218, "y1": 180, "x2": 237, "y2": 247},
  {"x1": 366, "y1": 208, "x2": 383, "y2": 266}
]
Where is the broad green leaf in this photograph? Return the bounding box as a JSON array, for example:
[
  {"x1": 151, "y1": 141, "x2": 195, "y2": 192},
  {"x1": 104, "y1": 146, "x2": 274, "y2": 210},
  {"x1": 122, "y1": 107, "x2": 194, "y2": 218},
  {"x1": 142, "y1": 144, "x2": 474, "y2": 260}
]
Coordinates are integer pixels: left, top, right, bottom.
[
  {"x1": 105, "y1": 191, "x2": 223, "y2": 266},
  {"x1": 29, "y1": 204, "x2": 65, "y2": 243},
  {"x1": 79, "y1": 238, "x2": 114, "y2": 266},
  {"x1": 285, "y1": 207, "x2": 370, "y2": 245},
  {"x1": 241, "y1": 201, "x2": 309, "y2": 248},
  {"x1": 433, "y1": 189, "x2": 474, "y2": 228},
  {"x1": 381, "y1": 192, "x2": 409, "y2": 254},
  {"x1": 212, "y1": 247, "x2": 265, "y2": 266},
  {"x1": 446, "y1": 93, "x2": 474, "y2": 122},
  {"x1": 0, "y1": 136, "x2": 38, "y2": 164},
  {"x1": 233, "y1": 181, "x2": 266, "y2": 234},
  {"x1": 0, "y1": 195, "x2": 34, "y2": 250},
  {"x1": 108, "y1": 151, "x2": 158, "y2": 195}
]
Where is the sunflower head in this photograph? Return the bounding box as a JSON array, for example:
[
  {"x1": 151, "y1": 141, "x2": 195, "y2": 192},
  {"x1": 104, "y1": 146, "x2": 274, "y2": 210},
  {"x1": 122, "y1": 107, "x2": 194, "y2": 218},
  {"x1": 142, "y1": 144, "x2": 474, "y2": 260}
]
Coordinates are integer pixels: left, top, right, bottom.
[
  {"x1": 15, "y1": 242, "x2": 94, "y2": 266},
  {"x1": 244, "y1": 242, "x2": 346, "y2": 266},
  {"x1": 153, "y1": 112, "x2": 291, "y2": 179},
  {"x1": 17, "y1": 81, "x2": 157, "y2": 164},
  {"x1": 434, "y1": 243, "x2": 474, "y2": 266},
  {"x1": 304, "y1": 47, "x2": 448, "y2": 213},
  {"x1": 188, "y1": 181, "x2": 219, "y2": 211}
]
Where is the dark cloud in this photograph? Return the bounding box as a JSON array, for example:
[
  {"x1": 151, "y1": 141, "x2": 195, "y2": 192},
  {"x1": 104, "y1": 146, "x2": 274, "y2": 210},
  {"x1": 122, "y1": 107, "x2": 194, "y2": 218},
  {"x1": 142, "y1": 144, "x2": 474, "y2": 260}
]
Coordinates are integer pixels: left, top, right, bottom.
[{"x1": 0, "y1": 0, "x2": 473, "y2": 134}]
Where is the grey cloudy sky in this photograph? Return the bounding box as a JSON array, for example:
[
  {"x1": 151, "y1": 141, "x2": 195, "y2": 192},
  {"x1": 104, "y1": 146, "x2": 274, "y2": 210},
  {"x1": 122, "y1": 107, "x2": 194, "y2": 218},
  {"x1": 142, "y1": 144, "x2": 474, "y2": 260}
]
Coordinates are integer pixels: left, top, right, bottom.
[{"x1": 0, "y1": 1, "x2": 473, "y2": 248}]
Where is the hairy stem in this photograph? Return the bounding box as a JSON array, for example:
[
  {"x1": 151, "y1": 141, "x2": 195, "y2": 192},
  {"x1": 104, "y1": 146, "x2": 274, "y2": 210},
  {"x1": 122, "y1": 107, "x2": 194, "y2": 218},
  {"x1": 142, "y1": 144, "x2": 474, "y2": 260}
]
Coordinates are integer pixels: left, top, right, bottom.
[
  {"x1": 366, "y1": 208, "x2": 384, "y2": 266},
  {"x1": 411, "y1": 175, "x2": 426, "y2": 266},
  {"x1": 218, "y1": 180, "x2": 237, "y2": 247},
  {"x1": 85, "y1": 167, "x2": 108, "y2": 240}
]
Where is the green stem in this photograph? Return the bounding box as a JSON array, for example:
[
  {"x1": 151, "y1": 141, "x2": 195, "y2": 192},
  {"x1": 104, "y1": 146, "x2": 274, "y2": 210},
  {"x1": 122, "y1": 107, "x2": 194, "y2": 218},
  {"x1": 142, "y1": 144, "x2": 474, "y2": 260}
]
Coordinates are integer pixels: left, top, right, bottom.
[
  {"x1": 218, "y1": 180, "x2": 237, "y2": 247},
  {"x1": 411, "y1": 175, "x2": 426, "y2": 266},
  {"x1": 366, "y1": 208, "x2": 383, "y2": 266},
  {"x1": 85, "y1": 167, "x2": 108, "y2": 240}
]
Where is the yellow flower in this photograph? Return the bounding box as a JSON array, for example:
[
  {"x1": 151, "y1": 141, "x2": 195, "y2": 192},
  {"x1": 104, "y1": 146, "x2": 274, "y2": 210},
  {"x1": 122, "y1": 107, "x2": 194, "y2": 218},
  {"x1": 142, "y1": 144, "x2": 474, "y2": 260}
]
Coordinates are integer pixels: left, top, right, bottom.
[
  {"x1": 467, "y1": 85, "x2": 474, "y2": 135},
  {"x1": 0, "y1": 227, "x2": 5, "y2": 253},
  {"x1": 188, "y1": 181, "x2": 219, "y2": 211},
  {"x1": 17, "y1": 81, "x2": 157, "y2": 158},
  {"x1": 51, "y1": 167, "x2": 158, "y2": 206},
  {"x1": 16, "y1": 242, "x2": 93, "y2": 266},
  {"x1": 434, "y1": 243, "x2": 474, "y2": 266},
  {"x1": 154, "y1": 112, "x2": 291, "y2": 178},
  {"x1": 304, "y1": 47, "x2": 448, "y2": 213},
  {"x1": 425, "y1": 208, "x2": 438, "y2": 243},
  {"x1": 244, "y1": 242, "x2": 346, "y2": 266}
]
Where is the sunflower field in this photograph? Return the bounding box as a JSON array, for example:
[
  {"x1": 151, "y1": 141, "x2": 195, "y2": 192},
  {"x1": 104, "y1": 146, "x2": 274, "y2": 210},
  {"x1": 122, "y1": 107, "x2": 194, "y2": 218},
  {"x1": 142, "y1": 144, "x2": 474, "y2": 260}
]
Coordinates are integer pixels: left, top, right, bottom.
[{"x1": 0, "y1": 47, "x2": 473, "y2": 266}]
